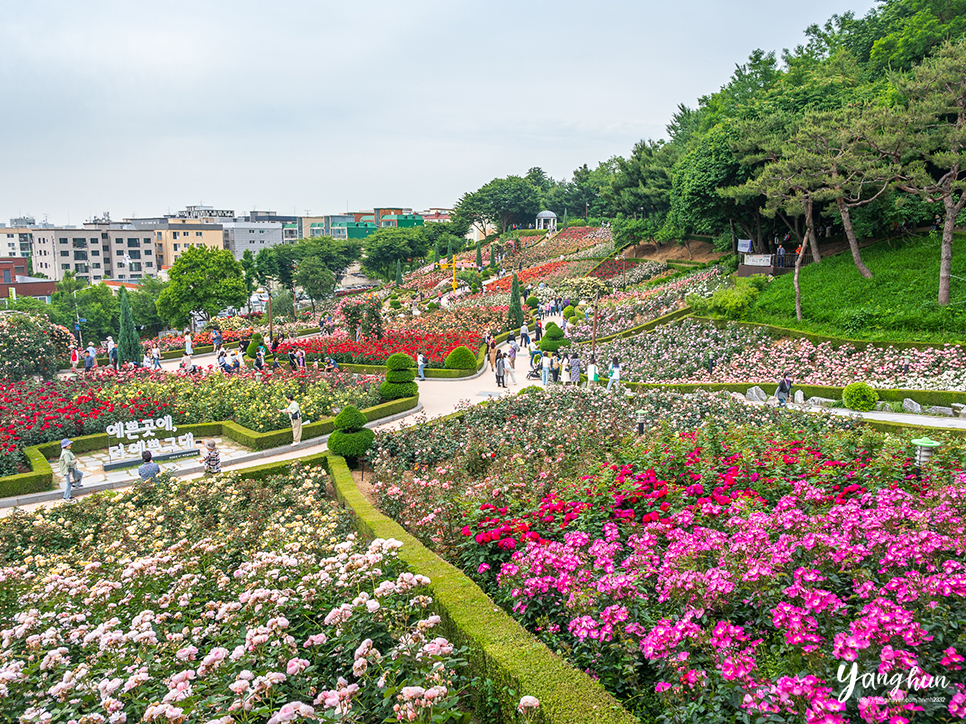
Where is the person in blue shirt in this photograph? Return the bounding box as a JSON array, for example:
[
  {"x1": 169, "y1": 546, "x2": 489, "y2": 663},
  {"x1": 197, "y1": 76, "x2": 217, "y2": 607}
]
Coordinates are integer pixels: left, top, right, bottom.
[{"x1": 138, "y1": 451, "x2": 161, "y2": 481}]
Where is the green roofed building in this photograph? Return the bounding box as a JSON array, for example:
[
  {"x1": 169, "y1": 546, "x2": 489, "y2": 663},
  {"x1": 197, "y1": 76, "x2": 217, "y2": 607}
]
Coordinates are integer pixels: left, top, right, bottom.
[
  {"x1": 380, "y1": 214, "x2": 424, "y2": 229},
  {"x1": 332, "y1": 221, "x2": 378, "y2": 239}
]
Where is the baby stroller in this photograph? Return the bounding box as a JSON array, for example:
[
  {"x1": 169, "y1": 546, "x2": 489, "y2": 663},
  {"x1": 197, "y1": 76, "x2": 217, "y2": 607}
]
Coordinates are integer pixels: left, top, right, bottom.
[{"x1": 526, "y1": 358, "x2": 542, "y2": 381}]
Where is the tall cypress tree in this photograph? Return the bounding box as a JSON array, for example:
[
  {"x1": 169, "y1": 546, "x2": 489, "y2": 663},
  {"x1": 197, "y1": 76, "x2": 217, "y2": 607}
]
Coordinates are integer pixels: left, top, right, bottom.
[
  {"x1": 446, "y1": 238, "x2": 454, "y2": 259},
  {"x1": 395, "y1": 258, "x2": 403, "y2": 286},
  {"x1": 508, "y1": 273, "x2": 524, "y2": 329},
  {"x1": 117, "y1": 286, "x2": 141, "y2": 367},
  {"x1": 434, "y1": 242, "x2": 440, "y2": 265},
  {"x1": 476, "y1": 241, "x2": 483, "y2": 268},
  {"x1": 489, "y1": 245, "x2": 496, "y2": 269}
]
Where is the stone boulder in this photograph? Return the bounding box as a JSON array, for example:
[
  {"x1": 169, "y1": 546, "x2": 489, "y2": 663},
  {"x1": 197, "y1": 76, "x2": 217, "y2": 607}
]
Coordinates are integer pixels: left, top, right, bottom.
[
  {"x1": 875, "y1": 401, "x2": 892, "y2": 411},
  {"x1": 926, "y1": 405, "x2": 954, "y2": 417},
  {"x1": 794, "y1": 390, "x2": 805, "y2": 405},
  {"x1": 953, "y1": 403, "x2": 966, "y2": 418},
  {"x1": 745, "y1": 386, "x2": 767, "y2": 403},
  {"x1": 806, "y1": 396, "x2": 836, "y2": 408},
  {"x1": 902, "y1": 398, "x2": 922, "y2": 414}
]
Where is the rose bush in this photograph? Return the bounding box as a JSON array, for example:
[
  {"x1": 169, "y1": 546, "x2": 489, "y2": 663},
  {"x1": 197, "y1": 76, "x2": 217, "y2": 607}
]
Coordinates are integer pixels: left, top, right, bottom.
[{"x1": 277, "y1": 331, "x2": 483, "y2": 368}]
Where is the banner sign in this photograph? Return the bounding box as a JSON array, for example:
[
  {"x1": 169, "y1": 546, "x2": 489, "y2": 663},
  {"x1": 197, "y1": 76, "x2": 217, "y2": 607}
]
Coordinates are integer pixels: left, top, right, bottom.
[
  {"x1": 105, "y1": 414, "x2": 195, "y2": 461},
  {"x1": 737, "y1": 239, "x2": 752, "y2": 253},
  {"x1": 744, "y1": 254, "x2": 773, "y2": 267}
]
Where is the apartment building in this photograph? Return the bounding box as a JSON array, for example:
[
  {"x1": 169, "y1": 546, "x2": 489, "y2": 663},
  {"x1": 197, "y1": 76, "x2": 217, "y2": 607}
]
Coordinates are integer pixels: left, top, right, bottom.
[
  {"x1": 31, "y1": 224, "x2": 157, "y2": 282},
  {"x1": 0, "y1": 228, "x2": 34, "y2": 259},
  {"x1": 221, "y1": 220, "x2": 285, "y2": 260}
]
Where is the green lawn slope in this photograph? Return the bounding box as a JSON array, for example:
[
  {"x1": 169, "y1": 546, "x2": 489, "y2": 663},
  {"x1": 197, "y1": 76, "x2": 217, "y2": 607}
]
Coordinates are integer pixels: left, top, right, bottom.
[{"x1": 750, "y1": 233, "x2": 966, "y2": 344}]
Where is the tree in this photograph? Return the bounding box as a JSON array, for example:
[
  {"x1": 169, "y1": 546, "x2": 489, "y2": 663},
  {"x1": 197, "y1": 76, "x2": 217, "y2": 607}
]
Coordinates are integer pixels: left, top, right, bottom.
[
  {"x1": 240, "y1": 249, "x2": 258, "y2": 314},
  {"x1": 508, "y1": 273, "x2": 524, "y2": 329},
  {"x1": 128, "y1": 276, "x2": 167, "y2": 336},
  {"x1": 395, "y1": 259, "x2": 403, "y2": 286},
  {"x1": 361, "y1": 228, "x2": 427, "y2": 281},
  {"x1": 434, "y1": 242, "x2": 440, "y2": 265},
  {"x1": 116, "y1": 287, "x2": 141, "y2": 366},
  {"x1": 453, "y1": 176, "x2": 542, "y2": 234},
  {"x1": 475, "y1": 241, "x2": 483, "y2": 268},
  {"x1": 295, "y1": 253, "x2": 336, "y2": 311},
  {"x1": 892, "y1": 38, "x2": 966, "y2": 305},
  {"x1": 156, "y1": 246, "x2": 247, "y2": 328}
]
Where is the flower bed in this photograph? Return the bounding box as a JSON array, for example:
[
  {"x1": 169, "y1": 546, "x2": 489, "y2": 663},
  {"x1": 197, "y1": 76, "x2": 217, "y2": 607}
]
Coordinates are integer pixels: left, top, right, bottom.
[
  {"x1": 0, "y1": 465, "x2": 472, "y2": 722},
  {"x1": 369, "y1": 387, "x2": 966, "y2": 722},
  {"x1": 589, "y1": 258, "x2": 666, "y2": 283},
  {"x1": 0, "y1": 369, "x2": 381, "y2": 478},
  {"x1": 486, "y1": 260, "x2": 595, "y2": 293},
  {"x1": 600, "y1": 318, "x2": 966, "y2": 391},
  {"x1": 277, "y1": 330, "x2": 484, "y2": 368}
]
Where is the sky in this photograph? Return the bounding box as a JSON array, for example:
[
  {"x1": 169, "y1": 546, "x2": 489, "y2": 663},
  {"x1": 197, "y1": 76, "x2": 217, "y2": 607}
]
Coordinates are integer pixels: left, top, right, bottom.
[{"x1": 0, "y1": 0, "x2": 879, "y2": 226}]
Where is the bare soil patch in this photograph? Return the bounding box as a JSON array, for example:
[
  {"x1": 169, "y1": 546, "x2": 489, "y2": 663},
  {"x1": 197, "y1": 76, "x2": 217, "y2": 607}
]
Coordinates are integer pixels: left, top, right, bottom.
[{"x1": 624, "y1": 240, "x2": 723, "y2": 263}]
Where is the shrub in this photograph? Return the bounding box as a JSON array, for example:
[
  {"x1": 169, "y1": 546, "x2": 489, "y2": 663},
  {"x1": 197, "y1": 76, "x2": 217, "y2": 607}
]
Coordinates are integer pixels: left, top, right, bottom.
[
  {"x1": 445, "y1": 346, "x2": 478, "y2": 370},
  {"x1": 562, "y1": 305, "x2": 575, "y2": 319},
  {"x1": 328, "y1": 404, "x2": 376, "y2": 462},
  {"x1": 389, "y1": 299, "x2": 402, "y2": 309},
  {"x1": 386, "y1": 369, "x2": 415, "y2": 383},
  {"x1": 380, "y1": 380, "x2": 419, "y2": 400},
  {"x1": 842, "y1": 381, "x2": 879, "y2": 411},
  {"x1": 539, "y1": 322, "x2": 571, "y2": 353},
  {"x1": 386, "y1": 352, "x2": 415, "y2": 371},
  {"x1": 525, "y1": 295, "x2": 539, "y2": 309},
  {"x1": 687, "y1": 277, "x2": 763, "y2": 320},
  {"x1": 0, "y1": 313, "x2": 74, "y2": 381},
  {"x1": 246, "y1": 332, "x2": 265, "y2": 358}
]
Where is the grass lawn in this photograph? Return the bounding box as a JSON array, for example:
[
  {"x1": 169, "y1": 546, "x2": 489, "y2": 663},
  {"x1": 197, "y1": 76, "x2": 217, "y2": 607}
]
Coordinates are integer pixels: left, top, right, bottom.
[{"x1": 749, "y1": 233, "x2": 966, "y2": 343}]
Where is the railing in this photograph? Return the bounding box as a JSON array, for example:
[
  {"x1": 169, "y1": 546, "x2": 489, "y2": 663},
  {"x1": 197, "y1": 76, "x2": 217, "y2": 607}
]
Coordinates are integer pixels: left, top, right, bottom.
[{"x1": 742, "y1": 251, "x2": 814, "y2": 269}]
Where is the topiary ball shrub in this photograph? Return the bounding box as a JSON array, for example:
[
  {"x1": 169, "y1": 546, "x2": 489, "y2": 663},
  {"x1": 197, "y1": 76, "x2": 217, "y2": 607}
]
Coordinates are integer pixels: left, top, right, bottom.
[
  {"x1": 539, "y1": 322, "x2": 571, "y2": 353},
  {"x1": 525, "y1": 295, "x2": 539, "y2": 309},
  {"x1": 246, "y1": 333, "x2": 265, "y2": 359},
  {"x1": 842, "y1": 382, "x2": 879, "y2": 412},
  {"x1": 386, "y1": 369, "x2": 415, "y2": 383},
  {"x1": 389, "y1": 299, "x2": 402, "y2": 309},
  {"x1": 562, "y1": 305, "x2": 575, "y2": 319},
  {"x1": 327, "y1": 404, "x2": 375, "y2": 466},
  {"x1": 445, "y1": 346, "x2": 478, "y2": 370},
  {"x1": 379, "y1": 380, "x2": 419, "y2": 400},
  {"x1": 386, "y1": 353, "x2": 415, "y2": 371}
]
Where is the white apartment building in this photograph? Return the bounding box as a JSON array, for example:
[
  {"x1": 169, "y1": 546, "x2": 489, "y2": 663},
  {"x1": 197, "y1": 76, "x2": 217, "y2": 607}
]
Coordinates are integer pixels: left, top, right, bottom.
[
  {"x1": 32, "y1": 224, "x2": 157, "y2": 283},
  {"x1": 221, "y1": 221, "x2": 285, "y2": 260}
]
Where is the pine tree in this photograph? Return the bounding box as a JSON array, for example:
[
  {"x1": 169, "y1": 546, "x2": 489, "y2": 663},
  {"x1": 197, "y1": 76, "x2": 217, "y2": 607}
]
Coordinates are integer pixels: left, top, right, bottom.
[
  {"x1": 508, "y1": 273, "x2": 524, "y2": 328},
  {"x1": 117, "y1": 287, "x2": 141, "y2": 367},
  {"x1": 489, "y1": 245, "x2": 496, "y2": 269},
  {"x1": 395, "y1": 258, "x2": 403, "y2": 286},
  {"x1": 446, "y1": 238, "x2": 454, "y2": 259},
  {"x1": 434, "y1": 242, "x2": 440, "y2": 265},
  {"x1": 476, "y1": 241, "x2": 483, "y2": 268}
]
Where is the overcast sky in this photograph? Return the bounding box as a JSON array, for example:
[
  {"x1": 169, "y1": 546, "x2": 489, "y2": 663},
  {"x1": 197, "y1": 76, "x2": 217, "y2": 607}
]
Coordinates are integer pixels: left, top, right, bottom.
[{"x1": 0, "y1": 0, "x2": 878, "y2": 226}]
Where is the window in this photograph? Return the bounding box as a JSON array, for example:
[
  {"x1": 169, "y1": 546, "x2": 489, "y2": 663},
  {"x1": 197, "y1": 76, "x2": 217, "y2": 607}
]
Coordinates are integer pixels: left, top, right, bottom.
[
  {"x1": 259, "y1": 230, "x2": 265, "y2": 234},
  {"x1": 92, "y1": 263, "x2": 101, "y2": 269},
  {"x1": 73, "y1": 251, "x2": 88, "y2": 261},
  {"x1": 72, "y1": 238, "x2": 87, "y2": 248},
  {"x1": 173, "y1": 243, "x2": 180, "y2": 251},
  {"x1": 117, "y1": 274, "x2": 125, "y2": 279},
  {"x1": 144, "y1": 249, "x2": 152, "y2": 255},
  {"x1": 61, "y1": 264, "x2": 70, "y2": 270},
  {"x1": 173, "y1": 232, "x2": 180, "y2": 239},
  {"x1": 143, "y1": 238, "x2": 151, "y2": 243},
  {"x1": 58, "y1": 238, "x2": 68, "y2": 244},
  {"x1": 60, "y1": 250, "x2": 69, "y2": 257},
  {"x1": 127, "y1": 250, "x2": 141, "y2": 260},
  {"x1": 129, "y1": 262, "x2": 142, "y2": 272},
  {"x1": 91, "y1": 249, "x2": 99, "y2": 257},
  {"x1": 116, "y1": 250, "x2": 124, "y2": 256},
  {"x1": 127, "y1": 239, "x2": 140, "y2": 248},
  {"x1": 2, "y1": 270, "x2": 10, "y2": 284},
  {"x1": 195, "y1": 232, "x2": 202, "y2": 237},
  {"x1": 250, "y1": 230, "x2": 255, "y2": 234}
]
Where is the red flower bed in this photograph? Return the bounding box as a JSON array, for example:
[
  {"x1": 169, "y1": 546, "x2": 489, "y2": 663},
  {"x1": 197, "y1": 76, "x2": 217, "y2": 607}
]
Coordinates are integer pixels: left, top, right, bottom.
[
  {"x1": 589, "y1": 258, "x2": 635, "y2": 280},
  {"x1": 487, "y1": 261, "x2": 569, "y2": 293},
  {"x1": 277, "y1": 330, "x2": 484, "y2": 367}
]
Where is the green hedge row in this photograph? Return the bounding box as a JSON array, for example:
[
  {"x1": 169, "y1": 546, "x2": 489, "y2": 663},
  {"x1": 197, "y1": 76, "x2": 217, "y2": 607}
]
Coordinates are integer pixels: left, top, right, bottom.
[
  {"x1": 624, "y1": 380, "x2": 966, "y2": 409},
  {"x1": 691, "y1": 316, "x2": 952, "y2": 353},
  {"x1": 0, "y1": 396, "x2": 419, "y2": 500},
  {"x1": 324, "y1": 455, "x2": 638, "y2": 724}
]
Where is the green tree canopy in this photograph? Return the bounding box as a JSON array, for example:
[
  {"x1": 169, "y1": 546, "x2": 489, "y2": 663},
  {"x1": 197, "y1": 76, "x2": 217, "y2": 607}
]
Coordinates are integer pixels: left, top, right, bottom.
[
  {"x1": 361, "y1": 228, "x2": 428, "y2": 281},
  {"x1": 156, "y1": 246, "x2": 248, "y2": 328}
]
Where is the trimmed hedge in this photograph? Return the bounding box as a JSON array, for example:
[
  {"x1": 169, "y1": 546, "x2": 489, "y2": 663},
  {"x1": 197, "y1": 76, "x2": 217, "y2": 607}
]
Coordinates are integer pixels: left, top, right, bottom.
[
  {"x1": 0, "y1": 396, "x2": 419, "y2": 500},
  {"x1": 323, "y1": 455, "x2": 639, "y2": 724},
  {"x1": 444, "y1": 345, "x2": 478, "y2": 370},
  {"x1": 587, "y1": 305, "x2": 693, "y2": 345}
]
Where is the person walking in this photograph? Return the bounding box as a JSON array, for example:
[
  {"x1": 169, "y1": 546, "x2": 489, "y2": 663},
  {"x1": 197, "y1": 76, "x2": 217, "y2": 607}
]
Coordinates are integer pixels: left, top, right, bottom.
[
  {"x1": 507, "y1": 342, "x2": 517, "y2": 371},
  {"x1": 560, "y1": 353, "x2": 569, "y2": 383},
  {"x1": 213, "y1": 328, "x2": 223, "y2": 352},
  {"x1": 417, "y1": 352, "x2": 427, "y2": 381},
  {"x1": 535, "y1": 319, "x2": 543, "y2": 342},
  {"x1": 151, "y1": 344, "x2": 162, "y2": 370},
  {"x1": 200, "y1": 439, "x2": 222, "y2": 474},
  {"x1": 69, "y1": 345, "x2": 79, "y2": 371},
  {"x1": 59, "y1": 438, "x2": 84, "y2": 501},
  {"x1": 488, "y1": 338, "x2": 498, "y2": 372},
  {"x1": 84, "y1": 348, "x2": 95, "y2": 374},
  {"x1": 505, "y1": 352, "x2": 517, "y2": 386},
  {"x1": 138, "y1": 451, "x2": 161, "y2": 481},
  {"x1": 569, "y1": 353, "x2": 581, "y2": 386},
  {"x1": 606, "y1": 357, "x2": 621, "y2": 392},
  {"x1": 520, "y1": 323, "x2": 530, "y2": 348},
  {"x1": 184, "y1": 331, "x2": 193, "y2": 356},
  {"x1": 106, "y1": 336, "x2": 115, "y2": 356},
  {"x1": 585, "y1": 355, "x2": 598, "y2": 390},
  {"x1": 109, "y1": 344, "x2": 119, "y2": 371},
  {"x1": 494, "y1": 352, "x2": 506, "y2": 388},
  {"x1": 279, "y1": 393, "x2": 302, "y2": 445},
  {"x1": 540, "y1": 351, "x2": 551, "y2": 386},
  {"x1": 776, "y1": 372, "x2": 793, "y2": 407},
  {"x1": 551, "y1": 351, "x2": 561, "y2": 383}
]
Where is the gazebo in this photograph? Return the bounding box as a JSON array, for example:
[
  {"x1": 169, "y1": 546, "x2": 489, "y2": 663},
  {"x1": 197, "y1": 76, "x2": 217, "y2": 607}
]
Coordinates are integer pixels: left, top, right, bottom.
[{"x1": 535, "y1": 210, "x2": 557, "y2": 232}]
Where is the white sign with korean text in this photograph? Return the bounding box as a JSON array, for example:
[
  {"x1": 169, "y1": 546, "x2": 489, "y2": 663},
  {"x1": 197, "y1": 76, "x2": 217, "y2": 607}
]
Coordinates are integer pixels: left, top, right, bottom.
[
  {"x1": 105, "y1": 414, "x2": 194, "y2": 461},
  {"x1": 744, "y1": 254, "x2": 773, "y2": 267}
]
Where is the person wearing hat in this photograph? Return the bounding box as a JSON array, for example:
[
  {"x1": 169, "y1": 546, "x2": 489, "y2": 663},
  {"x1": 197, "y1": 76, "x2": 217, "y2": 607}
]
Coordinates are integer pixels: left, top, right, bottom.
[
  {"x1": 278, "y1": 394, "x2": 302, "y2": 446},
  {"x1": 199, "y1": 439, "x2": 221, "y2": 475},
  {"x1": 58, "y1": 438, "x2": 84, "y2": 501}
]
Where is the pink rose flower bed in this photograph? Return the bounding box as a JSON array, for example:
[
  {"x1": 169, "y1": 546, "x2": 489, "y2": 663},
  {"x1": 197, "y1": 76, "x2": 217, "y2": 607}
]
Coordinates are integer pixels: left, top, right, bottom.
[
  {"x1": 0, "y1": 467, "x2": 472, "y2": 722},
  {"x1": 603, "y1": 318, "x2": 966, "y2": 390}
]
